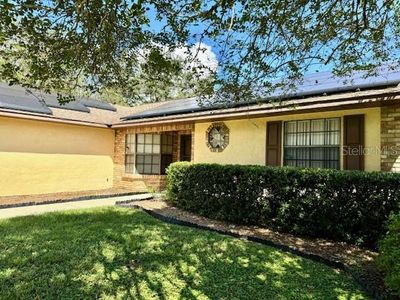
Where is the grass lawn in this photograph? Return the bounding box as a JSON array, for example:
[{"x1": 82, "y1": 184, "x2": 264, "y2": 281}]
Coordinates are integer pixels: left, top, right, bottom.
[{"x1": 0, "y1": 207, "x2": 367, "y2": 299}]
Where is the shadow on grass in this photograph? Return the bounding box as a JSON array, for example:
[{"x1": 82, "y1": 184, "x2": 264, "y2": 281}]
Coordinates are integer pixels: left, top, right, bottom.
[{"x1": 0, "y1": 207, "x2": 366, "y2": 299}]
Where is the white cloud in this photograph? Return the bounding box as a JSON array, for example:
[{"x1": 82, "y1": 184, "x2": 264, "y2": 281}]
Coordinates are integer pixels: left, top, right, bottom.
[
  {"x1": 170, "y1": 43, "x2": 218, "y2": 78},
  {"x1": 136, "y1": 42, "x2": 218, "y2": 79}
]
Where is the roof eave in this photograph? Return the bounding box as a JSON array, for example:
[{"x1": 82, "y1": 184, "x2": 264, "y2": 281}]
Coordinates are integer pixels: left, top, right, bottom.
[
  {"x1": 0, "y1": 109, "x2": 111, "y2": 128},
  {"x1": 112, "y1": 91, "x2": 400, "y2": 128}
]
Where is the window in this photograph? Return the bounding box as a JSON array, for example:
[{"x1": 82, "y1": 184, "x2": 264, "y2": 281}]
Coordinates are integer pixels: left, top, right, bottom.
[
  {"x1": 160, "y1": 135, "x2": 173, "y2": 174},
  {"x1": 284, "y1": 118, "x2": 340, "y2": 169},
  {"x1": 125, "y1": 133, "x2": 174, "y2": 175},
  {"x1": 136, "y1": 134, "x2": 161, "y2": 174},
  {"x1": 125, "y1": 134, "x2": 136, "y2": 174}
]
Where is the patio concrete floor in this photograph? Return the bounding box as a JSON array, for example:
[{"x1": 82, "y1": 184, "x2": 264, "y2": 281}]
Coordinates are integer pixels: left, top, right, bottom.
[{"x1": 0, "y1": 193, "x2": 153, "y2": 219}]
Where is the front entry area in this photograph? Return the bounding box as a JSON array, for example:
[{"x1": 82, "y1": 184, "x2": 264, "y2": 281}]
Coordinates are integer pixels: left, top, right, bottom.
[
  {"x1": 125, "y1": 132, "x2": 192, "y2": 176},
  {"x1": 116, "y1": 124, "x2": 194, "y2": 192}
]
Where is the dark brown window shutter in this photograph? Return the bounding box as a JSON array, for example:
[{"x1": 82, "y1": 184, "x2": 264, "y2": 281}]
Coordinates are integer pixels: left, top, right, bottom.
[
  {"x1": 343, "y1": 115, "x2": 365, "y2": 170},
  {"x1": 266, "y1": 121, "x2": 282, "y2": 166}
]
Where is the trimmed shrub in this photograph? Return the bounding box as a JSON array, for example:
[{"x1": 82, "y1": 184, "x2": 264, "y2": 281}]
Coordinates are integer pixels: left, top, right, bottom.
[
  {"x1": 166, "y1": 162, "x2": 400, "y2": 248},
  {"x1": 377, "y1": 214, "x2": 400, "y2": 296}
]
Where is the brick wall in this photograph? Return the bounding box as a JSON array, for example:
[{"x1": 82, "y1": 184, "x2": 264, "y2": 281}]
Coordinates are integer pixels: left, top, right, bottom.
[
  {"x1": 113, "y1": 123, "x2": 194, "y2": 191},
  {"x1": 381, "y1": 105, "x2": 400, "y2": 172}
]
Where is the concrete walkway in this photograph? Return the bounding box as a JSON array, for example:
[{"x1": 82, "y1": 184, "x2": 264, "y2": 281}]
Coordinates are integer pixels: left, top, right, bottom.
[{"x1": 0, "y1": 193, "x2": 153, "y2": 219}]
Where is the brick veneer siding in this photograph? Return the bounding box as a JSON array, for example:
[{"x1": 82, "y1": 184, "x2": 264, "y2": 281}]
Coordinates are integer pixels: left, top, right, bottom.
[
  {"x1": 381, "y1": 104, "x2": 400, "y2": 172},
  {"x1": 113, "y1": 123, "x2": 194, "y2": 191}
]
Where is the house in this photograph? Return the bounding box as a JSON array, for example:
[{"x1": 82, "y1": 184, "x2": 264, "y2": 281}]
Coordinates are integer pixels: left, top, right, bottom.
[{"x1": 1, "y1": 68, "x2": 400, "y2": 197}]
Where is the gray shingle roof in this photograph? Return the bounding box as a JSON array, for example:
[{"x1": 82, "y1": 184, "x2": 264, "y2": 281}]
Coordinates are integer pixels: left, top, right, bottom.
[
  {"x1": 122, "y1": 66, "x2": 400, "y2": 121},
  {"x1": 0, "y1": 83, "x2": 116, "y2": 115},
  {"x1": 0, "y1": 83, "x2": 52, "y2": 114},
  {"x1": 2, "y1": 66, "x2": 400, "y2": 126}
]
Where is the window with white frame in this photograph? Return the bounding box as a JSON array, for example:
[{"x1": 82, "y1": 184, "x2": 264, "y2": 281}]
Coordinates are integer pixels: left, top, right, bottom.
[
  {"x1": 283, "y1": 118, "x2": 340, "y2": 169},
  {"x1": 125, "y1": 133, "x2": 174, "y2": 175}
]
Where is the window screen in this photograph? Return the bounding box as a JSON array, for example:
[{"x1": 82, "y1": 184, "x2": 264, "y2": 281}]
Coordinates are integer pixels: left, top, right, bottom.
[{"x1": 284, "y1": 118, "x2": 340, "y2": 169}]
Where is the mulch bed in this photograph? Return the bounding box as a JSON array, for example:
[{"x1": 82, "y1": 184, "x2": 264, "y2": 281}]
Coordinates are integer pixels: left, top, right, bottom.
[
  {"x1": 120, "y1": 199, "x2": 395, "y2": 300},
  {"x1": 0, "y1": 188, "x2": 143, "y2": 209}
]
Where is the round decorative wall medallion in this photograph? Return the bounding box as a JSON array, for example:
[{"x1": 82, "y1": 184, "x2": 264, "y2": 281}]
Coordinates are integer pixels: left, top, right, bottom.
[{"x1": 206, "y1": 122, "x2": 230, "y2": 152}]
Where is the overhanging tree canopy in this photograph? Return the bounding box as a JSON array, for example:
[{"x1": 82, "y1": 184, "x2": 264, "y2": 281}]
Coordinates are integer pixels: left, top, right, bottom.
[{"x1": 0, "y1": 0, "x2": 398, "y2": 103}]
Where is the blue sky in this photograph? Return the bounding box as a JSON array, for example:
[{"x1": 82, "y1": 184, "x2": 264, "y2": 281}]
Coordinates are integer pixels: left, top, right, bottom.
[
  {"x1": 144, "y1": 3, "x2": 336, "y2": 78},
  {"x1": 144, "y1": 3, "x2": 400, "y2": 83}
]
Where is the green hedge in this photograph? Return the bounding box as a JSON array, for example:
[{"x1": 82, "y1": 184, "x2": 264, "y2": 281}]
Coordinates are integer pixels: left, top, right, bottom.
[
  {"x1": 378, "y1": 214, "x2": 400, "y2": 296},
  {"x1": 166, "y1": 162, "x2": 400, "y2": 248}
]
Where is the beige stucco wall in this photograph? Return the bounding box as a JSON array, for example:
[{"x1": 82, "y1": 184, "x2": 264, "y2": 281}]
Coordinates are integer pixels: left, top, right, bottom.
[
  {"x1": 194, "y1": 107, "x2": 381, "y2": 171},
  {"x1": 0, "y1": 116, "x2": 115, "y2": 196}
]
